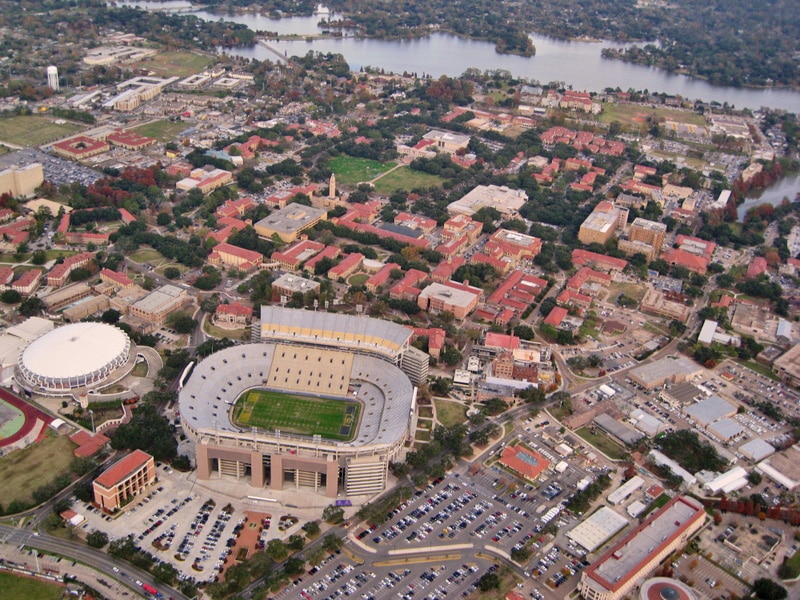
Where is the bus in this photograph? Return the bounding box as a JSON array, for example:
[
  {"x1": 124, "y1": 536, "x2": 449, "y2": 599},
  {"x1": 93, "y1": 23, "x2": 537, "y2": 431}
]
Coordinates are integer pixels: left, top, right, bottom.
[{"x1": 142, "y1": 583, "x2": 161, "y2": 597}]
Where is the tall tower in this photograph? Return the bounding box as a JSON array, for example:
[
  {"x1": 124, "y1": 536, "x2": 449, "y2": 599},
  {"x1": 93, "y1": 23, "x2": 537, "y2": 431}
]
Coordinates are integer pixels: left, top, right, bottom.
[
  {"x1": 46, "y1": 66, "x2": 59, "y2": 91},
  {"x1": 328, "y1": 173, "x2": 336, "y2": 199}
]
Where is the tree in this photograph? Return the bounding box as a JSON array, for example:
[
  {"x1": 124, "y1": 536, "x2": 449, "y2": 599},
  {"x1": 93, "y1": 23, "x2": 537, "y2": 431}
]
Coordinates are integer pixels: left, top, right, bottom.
[
  {"x1": 0, "y1": 289, "x2": 20, "y2": 304},
  {"x1": 169, "y1": 313, "x2": 197, "y2": 334},
  {"x1": 31, "y1": 249, "x2": 47, "y2": 265},
  {"x1": 440, "y1": 345, "x2": 462, "y2": 367},
  {"x1": 156, "y1": 212, "x2": 172, "y2": 226},
  {"x1": 152, "y1": 561, "x2": 178, "y2": 585},
  {"x1": 284, "y1": 557, "x2": 305, "y2": 576},
  {"x1": 19, "y1": 297, "x2": 43, "y2": 316},
  {"x1": 478, "y1": 573, "x2": 500, "y2": 591},
  {"x1": 172, "y1": 454, "x2": 191, "y2": 471},
  {"x1": 69, "y1": 267, "x2": 92, "y2": 282},
  {"x1": 110, "y1": 404, "x2": 177, "y2": 461},
  {"x1": 266, "y1": 539, "x2": 289, "y2": 561},
  {"x1": 164, "y1": 266, "x2": 181, "y2": 280},
  {"x1": 287, "y1": 534, "x2": 305, "y2": 551},
  {"x1": 86, "y1": 530, "x2": 109, "y2": 548},
  {"x1": 302, "y1": 521, "x2": 321, "y2": 538},
  {"x1": 752, "y1": 578, "x2": 787, "y2": 600},
  {"x1": 321, "y1": 534, "x2": 343, "y2": 553},
  {"x1": 101, "y1": 308, "x2": 121, "y2": 324},
  {"x1": 322, "y1": 504, "x2": 345, "y2": 524}
]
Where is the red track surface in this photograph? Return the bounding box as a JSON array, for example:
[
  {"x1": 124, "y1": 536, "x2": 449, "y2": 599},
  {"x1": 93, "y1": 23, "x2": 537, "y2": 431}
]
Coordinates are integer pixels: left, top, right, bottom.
[{"x1": 0, "y1": 388, "x2": 52, "y2": 448}]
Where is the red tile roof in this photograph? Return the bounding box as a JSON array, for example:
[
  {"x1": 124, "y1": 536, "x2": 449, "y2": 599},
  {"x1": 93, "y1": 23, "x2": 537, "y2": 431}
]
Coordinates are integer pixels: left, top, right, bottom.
[
  {"x1": 94, "y1": 449, "x2": 152, "y2": 489},
  {"x1": 499, "y1": 446, "x2": 551, "y2": 480}
]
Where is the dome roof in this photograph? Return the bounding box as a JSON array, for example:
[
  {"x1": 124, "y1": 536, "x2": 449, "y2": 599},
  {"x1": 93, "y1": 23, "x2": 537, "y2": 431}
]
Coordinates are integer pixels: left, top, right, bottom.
[{"x1": 19, "y1": 323, "x2": 131, "y2": 392}]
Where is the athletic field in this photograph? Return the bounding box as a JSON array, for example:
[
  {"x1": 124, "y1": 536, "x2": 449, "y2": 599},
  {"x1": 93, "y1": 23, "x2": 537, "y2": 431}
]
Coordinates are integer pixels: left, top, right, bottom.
[{"x1": 232, "y1": 389, "x2": 359, "y2": 441}]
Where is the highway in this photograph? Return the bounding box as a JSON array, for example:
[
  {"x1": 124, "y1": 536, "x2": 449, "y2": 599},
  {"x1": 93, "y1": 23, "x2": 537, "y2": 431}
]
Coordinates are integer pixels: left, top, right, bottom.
[{"x1": 0, "y1": 525, "x2": 189, "y2": 600}]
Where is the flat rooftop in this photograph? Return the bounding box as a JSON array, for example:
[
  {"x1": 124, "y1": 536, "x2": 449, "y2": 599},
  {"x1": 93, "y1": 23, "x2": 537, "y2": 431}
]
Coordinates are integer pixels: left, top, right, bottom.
[
  {"x1": 629, "y1": 356, "x2": 700, "y2": 386},
  {"x1": 684, "y1": 395, "x2": 736, "y2": 426},
  {"x1": 567, "y1": 506, "x2": 628, "y2": 552},
  {"x1": 586, "y1": 496, "x2": 704, "y2": 592},
  {"x1": 131, "y1": 284, "x2": 185, "y2": 314},
  {"x1": 255, "y1": 204, "x2": 327, "y2": 234}
]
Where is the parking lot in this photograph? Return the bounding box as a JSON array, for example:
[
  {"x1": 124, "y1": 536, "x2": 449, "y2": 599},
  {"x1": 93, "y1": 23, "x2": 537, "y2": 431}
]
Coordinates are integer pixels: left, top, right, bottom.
[
  {"x1": 274, "y1": 552, "x2": 500, "y2": 600},
  {"x1": 348, "y1": 450, "x2": 603, "y2": 599},
  {"x1": 75, "y1": 464, "x2": 309, "y2": 583}
]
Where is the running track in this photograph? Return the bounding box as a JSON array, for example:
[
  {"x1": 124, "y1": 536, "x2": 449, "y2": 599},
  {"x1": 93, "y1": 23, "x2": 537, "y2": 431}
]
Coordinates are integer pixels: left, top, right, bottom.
[{"x1": 0, "y1": 388, "x2": 52, "y2": 448}]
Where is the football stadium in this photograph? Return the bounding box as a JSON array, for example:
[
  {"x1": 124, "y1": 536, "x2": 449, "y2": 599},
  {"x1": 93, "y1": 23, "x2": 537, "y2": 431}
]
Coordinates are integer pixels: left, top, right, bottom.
[{"x1": 179, "y1": 307, "x2": 422, "y2": 499}]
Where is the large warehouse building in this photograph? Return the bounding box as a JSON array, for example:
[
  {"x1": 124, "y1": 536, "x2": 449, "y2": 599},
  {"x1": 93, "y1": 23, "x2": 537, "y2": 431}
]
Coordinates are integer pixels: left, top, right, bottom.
[
  {"x1": 180, "y1": 307, "x2": 423, "y2": 499},
  {"x1": 15, "y1": 322, "x2": 135, "y2": 396}
]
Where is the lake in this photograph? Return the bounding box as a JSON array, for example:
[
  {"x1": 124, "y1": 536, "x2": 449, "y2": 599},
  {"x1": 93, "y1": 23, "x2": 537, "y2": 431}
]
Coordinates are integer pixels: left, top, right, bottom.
[
  {"x1": 737, "y1": 174, "x2": 800, "y2": 221},
  {"x1": 118, "y1": 1, "x2": 800, "y2": 113}
]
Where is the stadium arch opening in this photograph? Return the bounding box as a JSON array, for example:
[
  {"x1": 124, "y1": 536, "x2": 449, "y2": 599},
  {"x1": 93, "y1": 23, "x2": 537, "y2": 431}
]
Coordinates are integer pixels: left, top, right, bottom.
[{"x1": 180, "y1": 309, "x2": 422, "y2": 499}]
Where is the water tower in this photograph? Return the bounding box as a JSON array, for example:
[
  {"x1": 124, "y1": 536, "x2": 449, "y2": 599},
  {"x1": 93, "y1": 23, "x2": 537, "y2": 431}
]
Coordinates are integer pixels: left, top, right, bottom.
[{"x1": 46, "y1": 66, "x2": 59, "y2": 91}]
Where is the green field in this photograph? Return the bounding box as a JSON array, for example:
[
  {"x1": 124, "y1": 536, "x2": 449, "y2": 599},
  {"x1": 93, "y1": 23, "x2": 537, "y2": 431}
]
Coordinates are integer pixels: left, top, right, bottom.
[
  {"x1": 598, "y1": 103, "x2": 707, "y2": 128},
  {"x1": 132, "y1": 119, "x2": 191, "y2": 143},
  {"x1": 0, "y1": 115, "x2": 83, "y2": 147},
  {"x1": 129, "y1": 248, "x2": 165, "y2": 264},
  {"x1": 328, "y1": 156, "x2": 396, "y2": 186},
  {"x1": 373, "y1": 166, "x2": 445, "y2": 194},
  {"x1": 348, "y1": 273, "x2": 369, "y2": 287},
  {"x1": 0, "y1": 572, "x2": 63, "y2": 600},
  {"x1": 0, "y1": 433, "x2": 76, "y2": 507},
  {"x1": 433, "y1": 399, "x2": 467, "y2": 428},
  {"x1": 233, "y1": 389, "x2": 360, "y2": 441},
  {"x1": 575, "y1": 427, "x2": 627, "y2": 460},
  {"x1": 135, "y1": 50, "x2": 215, "y2": 77}
]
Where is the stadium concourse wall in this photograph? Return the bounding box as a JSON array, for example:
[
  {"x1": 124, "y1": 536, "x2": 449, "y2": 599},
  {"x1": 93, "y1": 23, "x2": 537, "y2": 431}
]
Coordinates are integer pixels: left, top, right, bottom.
[{"x1": 180, "y1": 336, "x2": 418, "y2": 499}]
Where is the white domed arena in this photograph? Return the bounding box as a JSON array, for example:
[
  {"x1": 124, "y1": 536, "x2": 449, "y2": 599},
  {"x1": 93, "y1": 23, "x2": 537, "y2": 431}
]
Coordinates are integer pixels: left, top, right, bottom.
[{"x1": 17, "y1": 322, "x2": 134, "y2": 394}]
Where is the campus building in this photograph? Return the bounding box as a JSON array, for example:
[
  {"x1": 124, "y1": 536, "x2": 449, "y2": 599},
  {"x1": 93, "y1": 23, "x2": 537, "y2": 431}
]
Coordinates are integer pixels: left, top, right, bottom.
[
  {"x1": 0, "y1": 164, "x2": 43, "y2": 197},
  {"x1": 578, "y1": 202, "x2": 629, "y2": 245},
  {"x1": 254, "y1": 204, "x2": 327, "y2": 243},
  {"x1": 93, "y1": 450, "x2": 156, "y2": 513},
  {"x1": 447, "y1": 185, "x2": 528, "y2": 219},
  {"x1": 127, "y1": 285, "x2": 189, "y2": 330},
  {"x1": 577, "y1": 496, "x2": 705, "y2": 600}
]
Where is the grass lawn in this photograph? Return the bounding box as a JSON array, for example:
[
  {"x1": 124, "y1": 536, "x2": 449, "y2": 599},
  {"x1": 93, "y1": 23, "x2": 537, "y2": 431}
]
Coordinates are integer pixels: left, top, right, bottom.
[
  {"x1": 0, "y1": 116, "x2": 83, "y2": 147},
  {"x1": 598, "y1": 103, "x2": 706, "y2": 128},
  {"x1": 232, "y1": 389, "x2": 360, "y2": 441},
  {"x1": 132, "y1": 119, "x2": 190, "y2": 143},
  {"x1": 373, "y1": 166, "x2": 444, "y2": 194},
  {"x1": 348, "y1": 273, "x2": 369, "y2": 287},
  {"x1": 129, "y1": 248, "x2": 164, "y2": 264},
  {"x1": 135, "y1": 50, "x2": 215, "y2": 77},
  {"x1": 607, "y1": 281, "x2": 647, "y2": 304},
  {"x1": 575, "y1": 427, "x2": 627, "y2": 460},
  {"x1": 155, "y1": 262, "x2": 189, "y2": 277},
  {"x1": 132, "y1": 362, "x2": 149, "y2": 377},
  {"x1": 433, "y1": 399, "x2": 467, "y2": 428},
  {"x1": 781, "y1": 547, "x2": 800, "y2": 578},
  {"x1": 203, "y1": 319, "x2": 250, "y2": 341},
  {"x1": 0, "y1": 433, "x2": 76, "y2": 507},
  {"x1": 737, "y1": 360, "x2": 781, "y2": 382},
  {"x1": 0, "y1": 572, "x2": 63, "y2": 600},
  {"x1": 327, "y1": 156, "x2": 396, "y2": 187}
]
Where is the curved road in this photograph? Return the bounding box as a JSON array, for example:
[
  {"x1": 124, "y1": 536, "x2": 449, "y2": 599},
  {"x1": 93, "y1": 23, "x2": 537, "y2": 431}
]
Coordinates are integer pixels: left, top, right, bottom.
[{"x1": 0, "y1": 525, "x2": 189, "y2": 600}]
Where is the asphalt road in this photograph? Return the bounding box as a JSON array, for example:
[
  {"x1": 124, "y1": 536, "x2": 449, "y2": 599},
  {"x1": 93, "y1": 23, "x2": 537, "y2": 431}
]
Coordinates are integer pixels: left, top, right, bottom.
[{"x1": 0, "y1": 525, "x2": 189, "y2": 600}]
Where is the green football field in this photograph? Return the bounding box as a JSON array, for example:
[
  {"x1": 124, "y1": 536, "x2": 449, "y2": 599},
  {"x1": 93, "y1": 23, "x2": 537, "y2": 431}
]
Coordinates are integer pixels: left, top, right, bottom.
[{"x1": 232, "y1": 389, "x2": 359, "y2": 441}]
